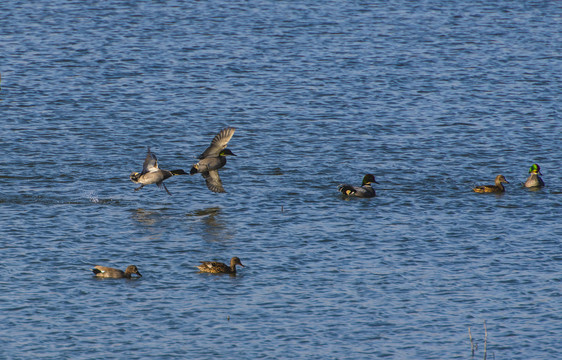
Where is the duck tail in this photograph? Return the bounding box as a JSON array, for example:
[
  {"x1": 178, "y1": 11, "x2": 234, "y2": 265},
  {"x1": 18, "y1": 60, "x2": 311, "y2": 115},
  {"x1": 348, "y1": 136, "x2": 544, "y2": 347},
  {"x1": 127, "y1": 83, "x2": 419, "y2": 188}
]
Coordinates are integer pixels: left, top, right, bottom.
[{"x1": 338, "y1": 184, "x2": 356, "y2": 195}]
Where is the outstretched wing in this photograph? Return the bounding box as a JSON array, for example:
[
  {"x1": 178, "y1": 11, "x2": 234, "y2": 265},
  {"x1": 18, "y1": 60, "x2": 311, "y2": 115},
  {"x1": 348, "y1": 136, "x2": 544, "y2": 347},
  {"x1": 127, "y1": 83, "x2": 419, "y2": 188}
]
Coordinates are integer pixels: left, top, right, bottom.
[
  {"x1": 202, "y1": 170, "x2": 226, "y2": 193},
  {"x1": 142, "y1": 147, "x2": 159, "y2": 174},
  {"x1": 198, "y1": 127, "x2": 235, "y2": 159}
]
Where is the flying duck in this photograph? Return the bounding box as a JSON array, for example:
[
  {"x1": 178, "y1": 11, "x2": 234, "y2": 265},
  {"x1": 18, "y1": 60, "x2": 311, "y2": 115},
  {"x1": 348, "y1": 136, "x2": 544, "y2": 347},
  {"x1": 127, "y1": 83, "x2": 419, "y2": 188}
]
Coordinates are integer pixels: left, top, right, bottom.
[
  {"x1": 130, "y1": 147, "x2": 187, "y2": 195},
  {"x1": 190, "y1": 127, "x2": 236, "y2": 193}
]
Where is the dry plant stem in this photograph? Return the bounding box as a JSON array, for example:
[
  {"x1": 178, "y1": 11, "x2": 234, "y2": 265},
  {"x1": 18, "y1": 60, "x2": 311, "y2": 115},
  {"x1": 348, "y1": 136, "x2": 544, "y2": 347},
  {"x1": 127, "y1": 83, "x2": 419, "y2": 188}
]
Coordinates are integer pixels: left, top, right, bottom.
[
  {"x1": 484, "y1": 320, "x2": 488, "y2": 360},
  {"x1": 468, "y1": 327, "x2": 475, "y2": 356}
]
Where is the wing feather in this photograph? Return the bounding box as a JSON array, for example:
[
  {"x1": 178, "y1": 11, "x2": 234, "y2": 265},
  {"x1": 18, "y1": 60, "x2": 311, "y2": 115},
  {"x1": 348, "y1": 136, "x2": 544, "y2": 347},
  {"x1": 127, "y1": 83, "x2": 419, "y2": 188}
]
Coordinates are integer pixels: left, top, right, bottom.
[
  {"x1": 142, "y1": 147, "x2": 159, "y2": 174},
  {"x1": 202, "y1": 170, "x2": 226, "y2": 193},
  {"x1": 198, "y1": 127, "x2": 235, "y2": 159}
]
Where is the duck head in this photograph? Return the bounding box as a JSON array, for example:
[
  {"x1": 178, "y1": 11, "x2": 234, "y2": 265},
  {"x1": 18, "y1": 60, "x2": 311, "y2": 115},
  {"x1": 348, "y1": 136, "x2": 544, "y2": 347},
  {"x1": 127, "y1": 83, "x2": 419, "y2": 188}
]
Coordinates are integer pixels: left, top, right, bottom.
[
  {"x1": 220, "y1": 149, "x2": 236, "y2": 157},
  {"x1": 362, "y1": 174, "x2": 379, "y2": 186},
  {"x1": 171, "y1": 169, "x2": 188, "y2": 175},
  {"x1": 528, "y1": 163, "x2": 542, "y2": 175},
  {"x1": 125, "y1": 265, "x2": 142, "y2": 277},
  {"x1": 231, "y1": 257, "x2": 245, "y2": 268},
  {"x1": 496, "y1": 175, "x2": 509, "y2": 184}
]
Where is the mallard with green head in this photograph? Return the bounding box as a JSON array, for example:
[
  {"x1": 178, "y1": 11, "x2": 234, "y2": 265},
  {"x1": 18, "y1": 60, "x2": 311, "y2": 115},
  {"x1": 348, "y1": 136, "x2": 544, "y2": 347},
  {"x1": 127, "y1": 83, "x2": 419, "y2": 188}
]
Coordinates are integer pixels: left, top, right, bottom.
[
  {"x1": 524, "y1": 163, "x2": 545, "y2": 188},
  {"x1": 197, "y1": 257, "x2": 245, "y2": 274},
  {"x1": 190, "y1": 127, "x2": 236, "y2": 193},
  {"x1": 473, "y1": 174, "x2": 509, "y2": 193},
  {"x1": 130, "y1": 147, "x2": 187, "y2": 195},
  {"x1": 92, "y1": 265, "x2": 142, "y2": 279},
  {"x1": 338, "y1": 174, "x2": 378, "y2": 198}
]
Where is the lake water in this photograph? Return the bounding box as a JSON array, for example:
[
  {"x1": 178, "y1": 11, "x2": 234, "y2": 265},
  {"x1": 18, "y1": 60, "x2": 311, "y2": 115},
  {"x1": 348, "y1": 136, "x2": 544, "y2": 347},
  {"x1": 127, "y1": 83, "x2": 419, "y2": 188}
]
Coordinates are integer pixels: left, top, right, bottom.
[{"x1": 0, "y1": 0, "x2": 560, "y2": 359}]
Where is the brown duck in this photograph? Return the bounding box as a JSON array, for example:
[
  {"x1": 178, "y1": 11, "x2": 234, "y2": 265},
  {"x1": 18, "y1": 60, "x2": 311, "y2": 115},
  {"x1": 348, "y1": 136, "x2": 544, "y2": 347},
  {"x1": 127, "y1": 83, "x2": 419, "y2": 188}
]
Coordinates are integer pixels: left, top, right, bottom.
[
  {"x1": 197, "y1": 257, "x2": 245, "y2": 274},
  {"x1": 473, "y1": 175, "x2": 509, "y2": 193}
]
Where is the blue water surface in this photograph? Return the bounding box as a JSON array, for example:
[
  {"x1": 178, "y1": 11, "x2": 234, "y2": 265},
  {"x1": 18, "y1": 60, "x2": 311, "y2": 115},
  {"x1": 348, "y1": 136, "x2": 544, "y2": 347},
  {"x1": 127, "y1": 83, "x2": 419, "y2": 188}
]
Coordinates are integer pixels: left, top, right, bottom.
[{"x1": 0, "y1": 0, "x2": 561, "y2": 359}]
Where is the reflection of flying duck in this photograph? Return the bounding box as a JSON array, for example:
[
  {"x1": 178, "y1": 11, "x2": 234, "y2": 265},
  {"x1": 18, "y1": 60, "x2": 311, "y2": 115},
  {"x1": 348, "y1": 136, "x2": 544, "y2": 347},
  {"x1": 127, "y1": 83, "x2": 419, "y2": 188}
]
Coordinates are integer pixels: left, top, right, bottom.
[
  {"x1": 190, "y1": 127, "x2": 236, "y2": 193},
  {"x1": 130, "y1": 147, "x2": 187, "y2": 195}
]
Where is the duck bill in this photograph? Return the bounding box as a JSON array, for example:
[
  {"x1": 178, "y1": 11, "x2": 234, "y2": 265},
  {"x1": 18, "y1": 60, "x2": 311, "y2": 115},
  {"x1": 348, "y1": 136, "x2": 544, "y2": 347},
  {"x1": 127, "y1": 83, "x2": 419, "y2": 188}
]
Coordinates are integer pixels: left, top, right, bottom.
[{"x1": 136, "y1": 272, "x2": 142, "y2": 277}]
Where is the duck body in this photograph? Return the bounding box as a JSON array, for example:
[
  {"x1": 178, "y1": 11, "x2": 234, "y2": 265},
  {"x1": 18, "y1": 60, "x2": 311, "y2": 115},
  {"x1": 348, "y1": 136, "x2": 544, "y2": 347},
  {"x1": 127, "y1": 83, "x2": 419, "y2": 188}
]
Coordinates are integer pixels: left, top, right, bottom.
[
  {"x1": 197, "y1": 257, "x2": 244, "y2": 274},
  {"x1": 524, "y1": 164, "x2": 545, "y2": 188},
  {"x1": 473, "y1": 174, "x2": 509, "y2": 193},
  {"x1": 338, "y1": 174, "x2": 378, "y2": 198},
  {"x1": 130, "y1": 147, "x2": 187, "y2": 195},
  {"x1": 190, "y1": 127, "x2": 236, "y2": 193},
  {"x1": 92, "y1": 265, "x2": 142, "y2": 279},
  {"x1": 190, "y1": 156, "x2": 227, "y2": 174}
]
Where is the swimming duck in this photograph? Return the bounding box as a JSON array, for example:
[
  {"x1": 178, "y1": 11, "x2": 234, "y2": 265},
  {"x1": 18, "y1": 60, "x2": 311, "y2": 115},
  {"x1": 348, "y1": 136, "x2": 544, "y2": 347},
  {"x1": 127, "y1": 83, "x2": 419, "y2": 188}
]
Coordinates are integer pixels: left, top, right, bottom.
[
  {"x1": 197, "y1": 257, "x2": 245, "y2": 274},
  {"x1": 524, "y1": 163, "x2": 545, "y2": 188},
  {"x1": 190, "y1": 127, "x2": 236, "y2": 193},
  {"x1": 473, "y1": 175, "x2": 509, "y2": 193},
  {"x1": 130, "y1": 147, "x2": 187, "y2": 195},
  {"x1": 92, "y1": 265, "x2": 142, "y2": 279},
  {"x1": 338, "y1": 174, "x2": 378, "y2": 198}
]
